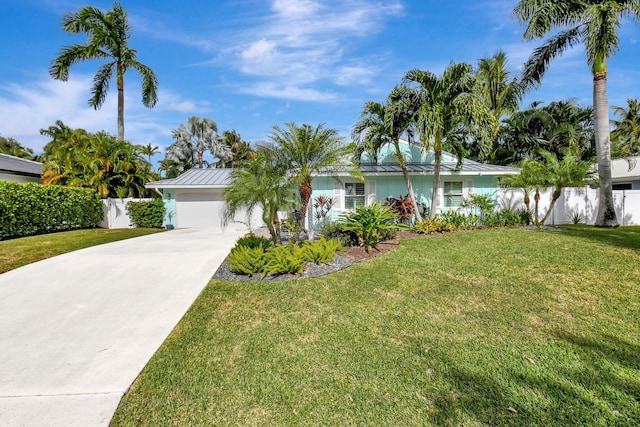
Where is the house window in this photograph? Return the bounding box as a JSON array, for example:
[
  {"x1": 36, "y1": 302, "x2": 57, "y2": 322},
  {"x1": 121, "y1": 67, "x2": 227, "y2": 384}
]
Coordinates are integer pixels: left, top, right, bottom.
[
  {"x1": 613, "y1": 183, "x2": 632, "y2": 190},
  {"x1": 344, "y1": 182, "x2": 365, "y2": 210},
  {"x1": 443, "y1": 181, "x2": 463, "y2": 208}
]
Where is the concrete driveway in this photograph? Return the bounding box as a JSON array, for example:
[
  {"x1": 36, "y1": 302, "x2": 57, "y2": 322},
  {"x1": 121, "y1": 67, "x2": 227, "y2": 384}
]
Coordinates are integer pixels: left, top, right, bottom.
[{"x1": 0, "y1": 227, "x2": 246, "y2": 426}]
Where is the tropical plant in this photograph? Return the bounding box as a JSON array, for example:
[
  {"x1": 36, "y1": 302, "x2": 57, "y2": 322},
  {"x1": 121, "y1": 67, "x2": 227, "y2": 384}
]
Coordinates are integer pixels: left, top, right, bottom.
[
  {"x1": 412, "y1": 218, "x2": 456, "y2": 234},
  {"x1": 262, "y1": 244, "x2": 307, "y2": 277},
  {"x1": 0, "y1": 136, "x2": 35, "y2": 160},
  {"x1": 312, "y1": 195, "x2": 336, "y2": 228},
  {"x1": 223, "y1": 148, "x2": 296, "y2": 245},
  {"x1": 234, "y1": 235, "x2": 273, "y2": 251},
  {"x1": 49, "y1": 2, "x2": 158, "y2": 141},
  {"x1": 227, "y1": 245, "x2": 268, "y2": 276},
  {"x1": 140, "y1": 143, "x2": 159, "y2": 166},
  {"x1": 40, "y1": 123, "x2": 155, "y2": 198},
  {"x1": 319, "y1": 221, "x2": 359, "y2": 247},
  {"x1": 461, "y1": 193, "x2": 496, "y2": 222},
  {"x1": 611, "y1": 98, "x2": 640, "y2": 159},
  {"x1": 475, "y1": 51, "x2": 524, "y2": 120},
  {"x1": 268, "y1": 122, "x2": 358, "y2": 240},
  {"x1": 339, "y1": 202, "x2": 401, "y2": 253},
  {"x1": 215, "y1": 130, "x2": 255, "y2": 168},
  {"x1": 353, "y1": 88, "x2": 423, "y2": 222},
  {"x1": 403, "y1": 62, "x2": 499, "y2": 219},
  {"x1": 301, "y1": 238, "x2": 344, "y2": 264},
  {"x1": 165, "y1": 116, "x2": 230, "y2": 169},
  {"x1": 535, "y1": 151, "x2": 595, "y2": 224},
  {"x1": 513, "y1": 0, "x2": 639, "y2": 227}
]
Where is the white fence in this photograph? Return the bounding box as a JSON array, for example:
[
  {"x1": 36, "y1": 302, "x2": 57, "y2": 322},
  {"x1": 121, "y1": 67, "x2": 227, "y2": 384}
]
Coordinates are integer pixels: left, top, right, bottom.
[
  {"x1": 100, "y1": 198, "x2": 151, "y2": 229},
  {"x1": 499, "y1": 187, "x2": 640, "y2": 226}
]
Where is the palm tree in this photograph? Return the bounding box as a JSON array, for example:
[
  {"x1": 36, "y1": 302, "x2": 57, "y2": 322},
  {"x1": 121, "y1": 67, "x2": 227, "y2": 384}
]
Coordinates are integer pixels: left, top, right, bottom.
[
  {"x1": 140, "y1": 143, "x2": 159, "y2": 165},
  {"x1": 49, "y1": 2, "x2": 158, "y2": 141},
  {"x1": 476, "y1": 51, "x2": 523, "y2": 120},
  {"x1": 215, "y1": 130, "x2": 255, "y2": 168},
  {"x1": 536, "y1": 151, "x2": 594, "y2": 224},
  {"x1": 403, "y1": 62, "x2": 498, "y2": 219},
  {"x1": 611, "y1": 98, "x2": 640, "y2": 159},
  {"x1": 167, "y1": 116, "x2": 231, "y2": 169},
  {"x1": 223, "y1": 148, "x2": 296, "y2": 244},
  {"x1": 353, "y1": 87, "x2": 423, "y2": 222},
  {"x1": 268, "y1": 122, "x2": 356, "y2": 239},
  {"x1": 512, "y1": 0, "x2": 640, "y2": 227}
]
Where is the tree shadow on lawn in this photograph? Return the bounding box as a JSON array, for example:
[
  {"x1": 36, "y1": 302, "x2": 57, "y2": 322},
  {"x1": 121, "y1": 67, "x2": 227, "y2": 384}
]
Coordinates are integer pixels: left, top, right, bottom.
[
  {"x1": 427, "y1": 332, "x2": 640, "y2": 426},
  {"x1": 558, "y1": 226, "x2": 640, "y2": 252}
]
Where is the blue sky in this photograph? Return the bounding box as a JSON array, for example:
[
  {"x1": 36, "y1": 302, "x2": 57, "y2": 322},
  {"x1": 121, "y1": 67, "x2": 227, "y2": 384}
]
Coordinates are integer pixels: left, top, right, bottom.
[{"x1": 1, "y1": 0, "x2": 639, "y2": 165}]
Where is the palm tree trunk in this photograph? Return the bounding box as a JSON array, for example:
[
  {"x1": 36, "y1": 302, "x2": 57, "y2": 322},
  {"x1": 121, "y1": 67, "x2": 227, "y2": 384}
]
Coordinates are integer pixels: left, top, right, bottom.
[
  {"x1": 540, "y1": 188, "x2": 561, "y2": 224},
  {"x1": 394, "y1": 142, "x2": 423, "y2": 223},
  {"x1": 296, "y1": 182, "x2": 312, "y2": 241},
  {"x1": 534, "y1": 189, "x2": 540, "y2": 224},
  {"x1": 593, "y1": 70, "x2": 619, "y2": 227},
  {"x1": 429, "y1": 148, "x2": 442, "y2": 220},
  {"x1": 117, "y1": 63, "x2": 125, "y2": 141}
]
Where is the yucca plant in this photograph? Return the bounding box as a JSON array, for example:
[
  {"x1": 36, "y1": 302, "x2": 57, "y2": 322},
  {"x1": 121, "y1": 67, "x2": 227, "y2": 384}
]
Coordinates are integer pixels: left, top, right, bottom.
[{"x1": 339, "y1": 202, "x2": 401, "y2": 253}]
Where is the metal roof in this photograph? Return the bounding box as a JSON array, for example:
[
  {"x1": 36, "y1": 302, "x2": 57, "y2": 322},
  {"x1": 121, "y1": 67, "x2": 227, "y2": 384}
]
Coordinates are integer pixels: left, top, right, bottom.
[
  {"x1": 146, "y1": 168, "x2": 233, "y2": 188},
  {"x1": 0, "y1": 153, "x2": 42, "y2": 177},
  {"x1": 358, "y1": 159, "x2": 518, "y2": 175}
]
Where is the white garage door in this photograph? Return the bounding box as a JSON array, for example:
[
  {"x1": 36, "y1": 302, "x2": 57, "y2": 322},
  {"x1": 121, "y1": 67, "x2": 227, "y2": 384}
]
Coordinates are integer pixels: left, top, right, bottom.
[{"x1": 175, "y1": 190, "x2": 226, "y2": 228}]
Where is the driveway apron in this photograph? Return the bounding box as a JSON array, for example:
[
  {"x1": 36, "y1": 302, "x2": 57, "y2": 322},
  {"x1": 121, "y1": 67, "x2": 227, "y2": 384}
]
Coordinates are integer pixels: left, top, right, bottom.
[{"x1": 0, "y1": 227, "x2": 245, "y2": 426}]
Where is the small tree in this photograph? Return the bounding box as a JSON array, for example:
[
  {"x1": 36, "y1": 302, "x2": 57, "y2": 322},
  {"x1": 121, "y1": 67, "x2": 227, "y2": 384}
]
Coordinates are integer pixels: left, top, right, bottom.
[{"x1": 223, "y1": 149, "x2": 296, "y2": 245}]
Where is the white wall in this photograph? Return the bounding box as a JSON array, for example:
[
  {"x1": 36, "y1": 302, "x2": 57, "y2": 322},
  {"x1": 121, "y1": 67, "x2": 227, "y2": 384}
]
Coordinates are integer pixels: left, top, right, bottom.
[
  {"x1": 500, "y1": 187, "x2": 640, "y2": 226},
  {"x1": 100, "y1": 198, "x2": 152, "y2": 229}
]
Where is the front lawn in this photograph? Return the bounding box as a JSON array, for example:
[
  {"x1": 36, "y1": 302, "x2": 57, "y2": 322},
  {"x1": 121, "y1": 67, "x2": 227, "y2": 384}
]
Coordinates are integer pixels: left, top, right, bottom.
[
  {"x1": 0, "y1": 228, "x2": 164, "y2": 273},
  {"x1": 112, "y1": 227, "x2": 640, "y2": 426}
]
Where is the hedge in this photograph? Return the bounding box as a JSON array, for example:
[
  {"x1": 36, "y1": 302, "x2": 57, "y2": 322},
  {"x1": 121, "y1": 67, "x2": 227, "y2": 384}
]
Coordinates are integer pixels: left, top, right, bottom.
[
  {"x1": 126, "y1": 199, "x2": 165, "y2": 228},
  {"x1": 0, "y1": 181, "x2": 104, "y2": 240}
]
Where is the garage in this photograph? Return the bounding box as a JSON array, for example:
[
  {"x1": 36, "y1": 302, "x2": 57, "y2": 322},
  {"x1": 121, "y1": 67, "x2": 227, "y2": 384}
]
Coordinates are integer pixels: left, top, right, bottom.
[
  {"x1": 175, "y1": 189, "x2": 227, "y2": 228},
  {"x1": 146, "y1": 168, "x2": 262, "y2": 229}
]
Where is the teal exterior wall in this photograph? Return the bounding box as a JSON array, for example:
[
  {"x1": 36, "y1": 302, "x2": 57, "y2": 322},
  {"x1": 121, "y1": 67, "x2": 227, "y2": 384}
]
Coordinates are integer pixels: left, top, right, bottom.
[
  {"x1": 162, "y1": 189, "x2": 176, "y2": 228},
  {"x1": 310, "y1": 174, "x2": 501, "y2": 228}
]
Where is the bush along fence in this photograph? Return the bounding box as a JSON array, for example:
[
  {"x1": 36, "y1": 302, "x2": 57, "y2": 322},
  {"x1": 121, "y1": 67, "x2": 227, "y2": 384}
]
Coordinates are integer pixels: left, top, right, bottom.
[
  {"x1": 0, "y1": 181, "x2": 103, "y2": 240},
  {"x1": 126, "y1": 199, "x2": 165, "y2": 228}
]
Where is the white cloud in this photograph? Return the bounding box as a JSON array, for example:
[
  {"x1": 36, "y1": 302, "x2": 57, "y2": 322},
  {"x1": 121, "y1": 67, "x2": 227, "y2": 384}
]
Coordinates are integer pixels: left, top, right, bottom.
[
  {"x1": 0, "y1": 72, "x2": 210, "y2": 152},
  {"x1": 240, "y1": 82, "x2": 336, "y2": 102}
]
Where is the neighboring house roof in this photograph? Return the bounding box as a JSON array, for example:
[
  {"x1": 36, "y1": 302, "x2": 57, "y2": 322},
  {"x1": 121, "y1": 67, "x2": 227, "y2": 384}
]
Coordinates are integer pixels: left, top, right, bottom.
[
  {"x1": 611, "y1": 157, "x2": 640, "y2": 181},
  {"x1": 0, "y1": 153, "x2": 42, "y2": 177},
  {"x1": 146, "y1": 168, "x2": 233, "y2": 189}
]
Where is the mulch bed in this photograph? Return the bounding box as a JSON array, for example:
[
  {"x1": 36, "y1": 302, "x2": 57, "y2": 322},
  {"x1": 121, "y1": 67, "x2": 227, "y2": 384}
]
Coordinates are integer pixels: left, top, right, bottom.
[{"x1": 212, "y1": 230, "x2": 423, "y2": 282}]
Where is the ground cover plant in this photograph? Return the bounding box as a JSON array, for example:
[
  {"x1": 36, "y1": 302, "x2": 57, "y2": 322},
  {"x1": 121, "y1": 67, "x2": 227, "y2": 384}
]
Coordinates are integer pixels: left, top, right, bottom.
[
  {"x1": 0, "y1": 228, "x2": 163, "y2": 273},
  {"x1": 113, "y1": 226, "x2": 640, "y2": 426}
]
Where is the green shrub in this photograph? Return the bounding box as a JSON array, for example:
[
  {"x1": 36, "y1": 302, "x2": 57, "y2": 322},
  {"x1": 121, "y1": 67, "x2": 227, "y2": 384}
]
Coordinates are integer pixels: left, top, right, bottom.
[
  {"x1": 126, "y1": 199, "x2": 165, "y2": 228},
  {"x1": 262, "y1": 244, "x2": 307, "y2": 277},
  {"x1": 320, "y1": 221, "x2": 359, "y2": 247},
  {"x1": 436, "y1": 211, "x2": 480, "y2": 229},
  {"x1": 235, "y1": 234, "x2": 273, "y2": 250},
  {"x1": 483, "y1": 209, "x2": 527, "y2": 227},
  {"x1": 339, "y1": 202, "x2": 401, "y2": 253},
  {"x1": 301, "y1": 238, "x2": 344, "y2": 264},
  {"x1": 228, "y1": 245, "x2": 268, "y2": 276},
  {"x1": 412, "y1": 219, "x2": 456, "y2": 234},
  {"x1": 0, "y1": 182, "x2": 103, "y2": 240}
]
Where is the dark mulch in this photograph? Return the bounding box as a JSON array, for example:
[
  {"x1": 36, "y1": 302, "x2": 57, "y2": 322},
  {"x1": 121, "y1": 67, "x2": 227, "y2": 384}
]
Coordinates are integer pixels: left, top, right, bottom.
[{"x1": 212, "y1": 230, "x2": 423, "y2": 282}]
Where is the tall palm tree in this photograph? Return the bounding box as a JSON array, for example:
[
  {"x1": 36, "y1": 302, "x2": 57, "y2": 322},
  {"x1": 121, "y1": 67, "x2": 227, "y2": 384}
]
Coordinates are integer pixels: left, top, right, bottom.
[
  {"x1": 512, "y1": 0, "x2": 640, "y2": 227},
  {"x1": 404, "y1": 62, "x2": 498, "y2": 219},
  {"x1": 49, "y1": 2, "x2": 158, "y2": 141},
  {"x1": 167, "y1": 116, "x2": 231, "y2": 169},
  {"x1": 268, "y1": 122, "x2": 356, "y2": 238},
  {"x1": 352, "y1": 87, "x2": 423, "y2": 222}
]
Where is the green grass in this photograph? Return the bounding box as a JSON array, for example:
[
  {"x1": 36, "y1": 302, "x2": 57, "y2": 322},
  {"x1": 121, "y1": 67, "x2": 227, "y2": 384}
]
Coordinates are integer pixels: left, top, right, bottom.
[
  {"x1": 0, "y1": 228, "x2": 164, "y2": 273},
  {"x1": 112, "y1": 227, "x2": 640, "y2": 426}
]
